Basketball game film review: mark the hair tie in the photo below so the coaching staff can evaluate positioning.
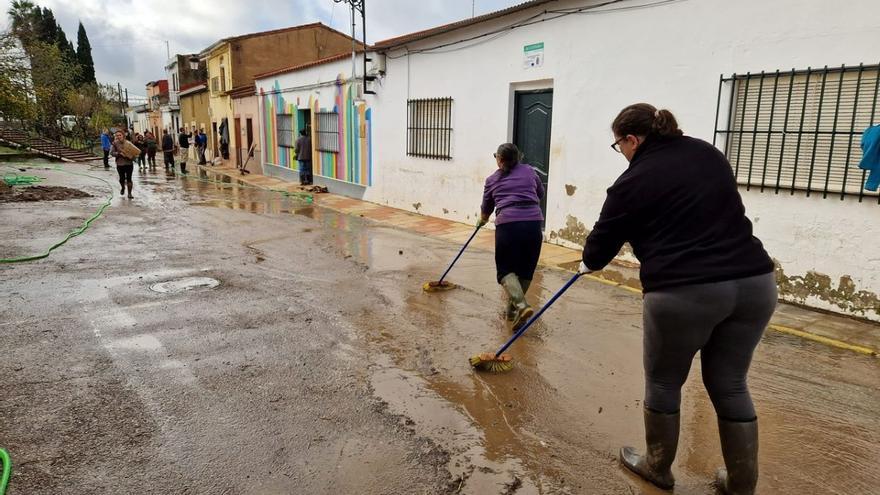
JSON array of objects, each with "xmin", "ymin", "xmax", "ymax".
[{"xmin": 654, "ymin": 110, "xmax": 660, "ymax": 118}]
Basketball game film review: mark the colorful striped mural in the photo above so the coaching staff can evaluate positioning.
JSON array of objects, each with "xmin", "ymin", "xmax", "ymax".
[{"xmin": 259, "ymin": 75, "xmax": 372, "ymax": 187}]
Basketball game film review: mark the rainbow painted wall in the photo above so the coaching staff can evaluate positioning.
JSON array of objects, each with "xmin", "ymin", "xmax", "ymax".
[{"xmin": 260, "ymin": 76, "xmax": 372, "ymax": 186}]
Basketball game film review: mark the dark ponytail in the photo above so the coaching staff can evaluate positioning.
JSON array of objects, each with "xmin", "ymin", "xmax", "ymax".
[
  {"xmin": 611, "ymin": 103, "xmax": 683, "ymax": 139},
  {"xmin": 496, "ymin": 143, "xmax": 521, "ymax": 174}
]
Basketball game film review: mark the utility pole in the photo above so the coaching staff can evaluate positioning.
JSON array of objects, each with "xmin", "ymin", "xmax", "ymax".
[
  {"xmin": 165, "ymin": 40, "xmax": 170, "ymax": 60},
  {"xmin": 333, "ymin": 0, "xmax": 374, "ymax": 95},
  {"xmin": 472, "ymin": 0, "xmax": 475, "ymax": 18},
  {"xmin": 117, "ymin": 82, "xmax": 126, "ymax": 128},
  {"xmin": 350, "ymin": 2, "xmax": 356, "ymax": 89}
]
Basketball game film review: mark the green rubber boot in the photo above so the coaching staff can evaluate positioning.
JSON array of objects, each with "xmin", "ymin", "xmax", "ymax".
[
  {"xmin": 501, "ymin": 274, "xmax": 533, "ymax": 331},
  {"xmin": 505, "ymin": 278, "xmax": 531, "ymax": 321}
]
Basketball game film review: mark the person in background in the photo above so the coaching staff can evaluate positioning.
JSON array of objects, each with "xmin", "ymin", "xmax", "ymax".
[
  {"xmin": 295, "ymin": 128, "xmax": 312, "ymax": 185},
  {"xmin": 161, "ymin": 129, "xmax": 176, "ymax": 173},
  {"xmin": 177, "ymin": 127, "xmax": 191, "ymax": 174},
  {"xmin": 581, "ymin": 103, "xmax": 775, "ymax": 494},
  {"xmin": 100, "ymin": 128, "xmax": 112, "ymax": 168},
  {"xmin": 110, "ymin": 129, "xmax": 135, "ymax": 199},
  {"xmin": 197, "ymin": 128, "xmax": 208, "ymax": 165},
  {"xmin": 144, "ymin": 131, "xmax": 158, "ymax": 170},
  {"xmin": 478, "ymin": 143, "xmax": 544, "ymax": 331},
  {"xmin": 134, "ymin": 133, "xmax": 146, "ymax": 171}
]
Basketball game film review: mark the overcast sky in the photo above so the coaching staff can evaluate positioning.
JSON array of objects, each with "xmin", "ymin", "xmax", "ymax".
[{"xmin": 0, "ymin": 0, "xmax": 524, "ymax": 102}]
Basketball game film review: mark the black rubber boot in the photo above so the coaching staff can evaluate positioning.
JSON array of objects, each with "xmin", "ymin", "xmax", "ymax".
[
  {"xmin": 715, "ymin": 418, "xmax": 758, "ymax": 495},
  {"xmin": 180, "ymin": 162, "xmax": 187, "ymax": 175},
  {"xmin": 620, "ymin": 408, "xmax": 679, "ymax": 490},
  {"xmin": 126, "ymin": 181, "xmax": 133, "ymax": 199}
]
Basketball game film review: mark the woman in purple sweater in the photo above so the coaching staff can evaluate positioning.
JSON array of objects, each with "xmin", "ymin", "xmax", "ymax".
[{"xmin": 478, "ymin": 143, "xmax": 545, "ymax": 330}]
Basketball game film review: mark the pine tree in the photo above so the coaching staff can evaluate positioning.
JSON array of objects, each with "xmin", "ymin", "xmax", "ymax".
[
  {"xmin": 76, "ymin": 22, "xmax": 96, "ymax": 85},
  {"xmin": 36, "ymin": 7, "xmax": 57, "ymax": 45}
]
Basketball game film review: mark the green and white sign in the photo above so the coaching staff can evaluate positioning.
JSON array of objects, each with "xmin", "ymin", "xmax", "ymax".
[{"xmin": 523, "ymin": 42, "xmax": 544, "ymax": 69}]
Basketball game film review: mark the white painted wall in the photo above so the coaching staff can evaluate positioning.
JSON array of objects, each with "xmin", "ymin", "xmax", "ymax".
[
  {"xmin": 134, "ymin": 112, "xmax": 150, "ymax": 135},
  {"xmin": 257, "ymin": 0, "xmax": 880, "ymax": 320}
]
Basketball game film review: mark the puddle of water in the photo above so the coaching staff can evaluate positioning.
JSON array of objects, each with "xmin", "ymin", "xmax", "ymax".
[
  {"xmin": 370, "ymin": 354, "xmax": 546, "ymax": 494},
  {"xmin": 150, "ymin": 276, "xmax": 220, "ymax": 294}
]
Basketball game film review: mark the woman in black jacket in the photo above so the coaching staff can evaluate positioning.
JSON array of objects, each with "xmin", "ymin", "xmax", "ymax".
[{"xmin": 581, "ymin": 103, "xmax": 776, "ymax": 494}]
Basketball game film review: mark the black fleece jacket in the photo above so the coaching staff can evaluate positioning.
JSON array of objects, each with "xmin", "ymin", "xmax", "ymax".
[{"xmin": 582, "ymin": 135, "xmax": 774, "ymax": 292}]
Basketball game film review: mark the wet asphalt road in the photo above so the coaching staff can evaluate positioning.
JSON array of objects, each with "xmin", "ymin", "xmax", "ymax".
[{"xmin": 1, "ymin": 161, "xmax": 878, "ymax": 494}]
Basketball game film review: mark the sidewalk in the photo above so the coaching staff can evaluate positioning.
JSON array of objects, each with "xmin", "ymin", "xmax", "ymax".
[{"xmin": 195, "ymin": 163, "xmax": 879, "ymax": 357}]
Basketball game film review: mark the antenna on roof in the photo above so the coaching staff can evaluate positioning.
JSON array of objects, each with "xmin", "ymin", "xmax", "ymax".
[{"xmin": 332, "ymin": 0, "xmax": 376, "ymax": 96}]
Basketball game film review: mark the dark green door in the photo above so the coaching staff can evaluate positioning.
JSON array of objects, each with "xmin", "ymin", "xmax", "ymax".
[{"xmin": 513, "ymin": 89, "xmax": 553, "ymax": 223}]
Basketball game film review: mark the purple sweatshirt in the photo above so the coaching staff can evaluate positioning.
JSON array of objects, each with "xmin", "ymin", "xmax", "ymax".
[{"xmin": 481, "ymin": 163, "xmax": 545, "ymax": 225}]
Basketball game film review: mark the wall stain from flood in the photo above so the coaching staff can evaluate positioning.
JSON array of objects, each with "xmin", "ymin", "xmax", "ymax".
[
  {"xmin": 550, "ymin": 215, "xmax": 589, "ymax": 245},
  {"xmin": 775, "ymin": 261, "xmax": 880, "ymax": 316},
  {"xmin": 565, "ymin": 184, "xmax": 577, "ymax": 196}
]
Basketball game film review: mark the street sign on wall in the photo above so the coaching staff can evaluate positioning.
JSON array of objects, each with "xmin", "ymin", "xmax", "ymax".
[{"xmin": 523, "ymin": 42, "xmax": 544, "ymax": 69}]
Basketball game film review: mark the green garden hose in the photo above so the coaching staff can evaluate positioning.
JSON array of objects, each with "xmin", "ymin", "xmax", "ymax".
[
  {"xmin": 1, "ymin": 165, "xmax": 312, "ymax": 264},
  {"xmin": 3, "ymin": 173, "xmax": 42, "ymax": 186},
  {"xmin": 0, "ymin": 165, "xmax": 113, "ymax": 264},
  {"xmin": 0, "ymin": 448, "xmax": 10, "ymax": 495}
]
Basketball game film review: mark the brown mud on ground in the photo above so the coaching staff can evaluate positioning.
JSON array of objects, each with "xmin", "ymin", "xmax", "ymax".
[
  {"xmin": 3, "ymin": 163, "xmax": 878, "ymax": 495},
  {"xmin": 0, "ymin": 185, "xmax": 92, "ymax": 202}
]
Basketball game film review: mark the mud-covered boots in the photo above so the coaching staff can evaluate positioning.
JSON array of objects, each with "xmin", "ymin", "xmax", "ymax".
[
  {"xmin": 620, "ymin": 408, "xmax": 680, "ymax": 490},
  {"xmin": 715, "ymin": 418, "xmax": 758, "ymax": 495},
  {"xmin": 505, "ymin": 278, "xmax": 531, "ymax": 321},
  {"xmin": 501, "ymin": 273, "xmax": 533, "ymax": 331}
]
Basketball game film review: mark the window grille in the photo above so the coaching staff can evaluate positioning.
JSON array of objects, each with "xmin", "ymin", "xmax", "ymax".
[
  {"xmin": 714, "ymin": 63, "xmax": 880, "ymax": 202},
  {"xmin": 211, "ymin": 77, "xmax": 219, "ymax": 94},
  {"xmin": 316, "ymin": 111, "xmax": 339, "ymax": 153},
  {"xmin": 276, "ymin": 114, "xmax": 295, "ymax": 148},
  {"xmin": 407, "ymin": 98, "xmax": 453, "ymax": 160}
]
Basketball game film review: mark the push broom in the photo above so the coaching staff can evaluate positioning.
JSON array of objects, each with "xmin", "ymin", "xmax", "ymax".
[
  {"xmin": 470, "ymin": 270, "xmax": 588, "ymax": 372},
  {"xmin": 423, "ymin": 224, "xmax": 484, "ymax": 292}
]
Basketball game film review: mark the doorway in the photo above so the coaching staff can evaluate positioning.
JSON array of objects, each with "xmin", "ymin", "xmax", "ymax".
[
  {"xmin": 297, "ymin": 109, "xmax": 311, "ymax": 134},
  {"xmin": 245, "ymin": 118, "xmax": 254, "ymax": 156},
  {"xmin": 513, "ymin": 89, "xmax": 553, "ymax": 224},
  {"xmin": 234, "ymin": 117, "xmax": 242, "ymax": 166},
  {"xmin": 211, "ymin": 122, "xmax": 219, "ymax": 159}
]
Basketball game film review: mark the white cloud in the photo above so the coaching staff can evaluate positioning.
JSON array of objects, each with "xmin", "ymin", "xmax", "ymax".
[{"xmin": 0, "ymin": 0, "xmax": 523, "ymax": 99}]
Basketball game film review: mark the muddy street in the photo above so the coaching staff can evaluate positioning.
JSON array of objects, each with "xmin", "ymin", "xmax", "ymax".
[{"xmin": 2, "ymin": 162, "xmax": 878, "ymax": 494}]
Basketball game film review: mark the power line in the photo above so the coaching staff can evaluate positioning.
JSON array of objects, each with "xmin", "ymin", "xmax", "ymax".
[{"xmin": 386, "ymin": 0, "xmax": 686, "ymax": 58}]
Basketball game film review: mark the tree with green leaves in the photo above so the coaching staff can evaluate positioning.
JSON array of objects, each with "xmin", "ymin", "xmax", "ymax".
[
  {"xmin": 76, "ymin": 22, "xmax": 95, "ymax": 85},
  {"xmin": 4, "ymin": 2, "xmax": 107, "ymax": 141},
  {"xmin": 0, "ymin": 30, "xmax": 35, "ymax": 123}
]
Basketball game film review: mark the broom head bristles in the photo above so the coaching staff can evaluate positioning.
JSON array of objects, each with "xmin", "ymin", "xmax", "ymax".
[
  {"xmin": 423, "ymin": 280, "xmax": 456, "ymax": 292},
  {"xmin": 469, "ymin": 352, "xmax": 514, "ymax": 372}
]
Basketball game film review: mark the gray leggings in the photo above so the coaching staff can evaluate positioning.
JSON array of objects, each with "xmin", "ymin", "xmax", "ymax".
[{"xmin": 642, "ymin": 273, "xmax": 777, "ymax": 421}]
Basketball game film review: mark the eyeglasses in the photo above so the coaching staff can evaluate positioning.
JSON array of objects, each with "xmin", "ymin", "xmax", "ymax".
[{"xmin": 611, "ymin": 136, "xmax": 626, "ymax": 153}]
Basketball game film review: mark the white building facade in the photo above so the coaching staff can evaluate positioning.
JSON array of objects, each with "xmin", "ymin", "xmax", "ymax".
[
  {"xmin": 257, "ymin": 0, "xmax": 880, "ymax": 321},
  {"xmin": 163, "ymin": 58, "xmax": 182, "ymax": 133}
]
